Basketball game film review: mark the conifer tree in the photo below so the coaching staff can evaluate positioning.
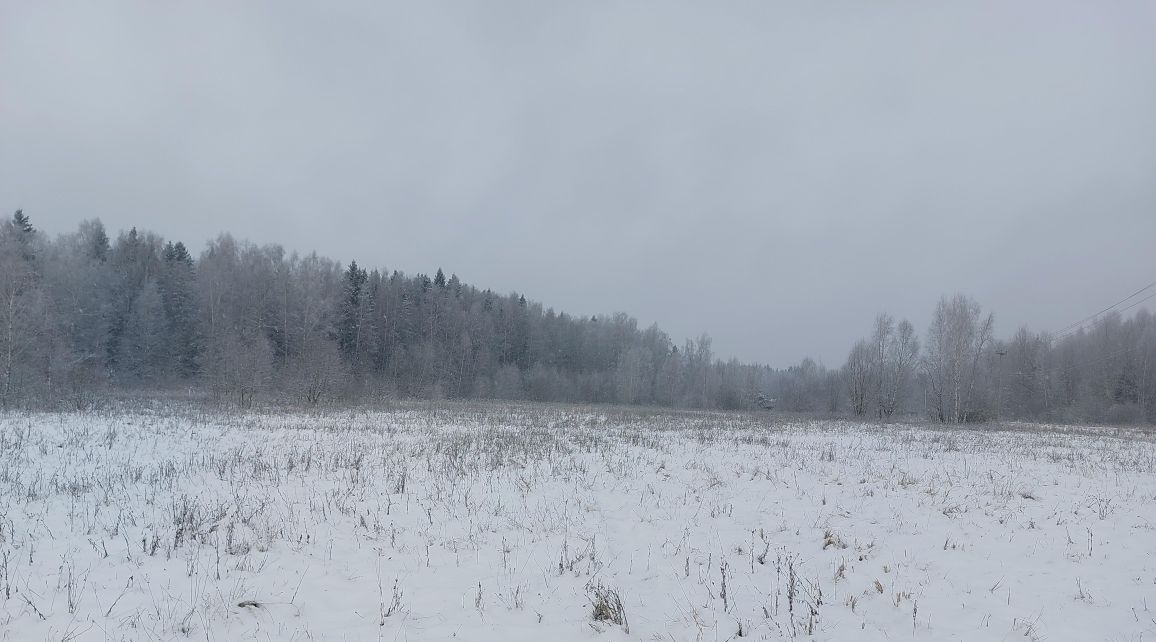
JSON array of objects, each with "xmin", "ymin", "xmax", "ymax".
[
  {"xmin": 159, "ymin": 241, "xmax": 199, "ymax": 377},
  {"xmin": 338, "ymin": 261, "xmax": 368, "ymax": 361}
]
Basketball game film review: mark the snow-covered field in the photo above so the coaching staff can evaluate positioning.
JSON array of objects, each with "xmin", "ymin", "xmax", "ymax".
[{"xmin": 1, "ymin": 403, "xmax": 1154, "ymax": 641}]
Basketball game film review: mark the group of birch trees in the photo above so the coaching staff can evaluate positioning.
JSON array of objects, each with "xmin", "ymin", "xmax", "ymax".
[{"xmin": 843, "ymin": 294, "xmax": 1156, "ymax": 424}]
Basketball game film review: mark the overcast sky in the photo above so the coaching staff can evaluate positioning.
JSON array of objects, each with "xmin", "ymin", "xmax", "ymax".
[{"xmin": 2, "ymin": 1, "xmax": 1154, "ymax": 366}]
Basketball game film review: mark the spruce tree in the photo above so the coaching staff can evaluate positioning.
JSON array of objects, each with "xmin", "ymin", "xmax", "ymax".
[
  {"xmin": 11, "ymin": 210, "xmax": 36, "ymax": 261},
  {"xmin": 12, "ymin": 210, "xmax": 33, "ymax": 234},
  {"xmin": 88, "ymin": 221, "xmax": 110, "ymax": 262},
  {"xmin": 159, "ymin": 241, "xmax": 198, "ymax": 377},
  {"xmin": 338, "ymin": 261, "xmax": 368, "ymax": 360}
]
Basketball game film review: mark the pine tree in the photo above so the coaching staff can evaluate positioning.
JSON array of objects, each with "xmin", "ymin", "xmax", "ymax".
[{"xmin": 434, "ymin": 268, "xmax": 446, "ymax": 289}]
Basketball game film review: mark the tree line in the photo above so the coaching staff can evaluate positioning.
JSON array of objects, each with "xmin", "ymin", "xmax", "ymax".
[
  {"xmin": 841, "ymin": 294, "xmax": 1156, "ymax": 424},
  {"xmin": 1, "ymin": 212, "xmax": 1152, "ymax": 423},
  {"xmin": 0, "ymin": 213, "xmax": 779, "ymax": 409}
]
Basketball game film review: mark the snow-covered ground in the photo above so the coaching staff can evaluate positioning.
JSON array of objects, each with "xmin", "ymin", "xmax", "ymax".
[{"xmin": 1, "ymin": 403, "xmax": 1154, "ymax": 641}]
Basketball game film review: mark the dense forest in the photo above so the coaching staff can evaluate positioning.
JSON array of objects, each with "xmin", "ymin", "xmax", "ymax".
[{"xmin": 1, "ymin": 212, "xmax": 1153, "ymax": 424}]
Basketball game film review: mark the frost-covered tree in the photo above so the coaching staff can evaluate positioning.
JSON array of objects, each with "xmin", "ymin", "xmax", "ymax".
[
  {"xmin": 159, "ymin": 241, "xmax": 199, "ymax": 378},
  {"xmin": 4, "ymin": 217, "xmax": 1153, "ymax": 421},
  {"xmin": 923, "ymin": 294, "xmax": 994, "ymax": 423},
  {"xmin": 843, "ymin": 339, "xmax": 873, "ymax": 416},
  {"xmin": 0, "ymin": 212, "xmax": 45, "ymax": 404},
  {"xmin": 880, "ymin": 319, "xmax": 919, "ymax": 417}
]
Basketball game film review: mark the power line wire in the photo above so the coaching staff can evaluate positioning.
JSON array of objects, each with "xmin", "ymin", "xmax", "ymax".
[
  {"xmin": 1052, "ymin": 278, "xmax": 1156, "ymax": 342},
  {"xmin": 1116, "ymin": 290, "xmax": 1156, "ymax": 316}
]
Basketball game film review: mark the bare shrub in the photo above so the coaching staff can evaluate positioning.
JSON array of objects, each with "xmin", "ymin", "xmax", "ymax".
[{"xmin": 587, "ymin": 581, "xmax": 629, "ymax": 633}]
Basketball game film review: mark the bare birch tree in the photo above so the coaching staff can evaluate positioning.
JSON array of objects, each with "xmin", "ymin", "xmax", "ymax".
[
  {"xmin": 923, "ymin": 294, "xmax": 994, "ymax": 423},
  {"xmin": 843, "ymin": 339, "xmax": 873, "ymax": 416}
]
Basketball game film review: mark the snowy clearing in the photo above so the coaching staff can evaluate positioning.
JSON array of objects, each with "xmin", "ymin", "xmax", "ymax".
[{"xmin": 1, "ymin": 403, "xmax": 1155, "ymax": 641}]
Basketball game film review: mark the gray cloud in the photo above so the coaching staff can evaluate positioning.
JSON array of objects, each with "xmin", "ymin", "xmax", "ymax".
[{"xmin": 3, "ymin": 0, "xmax": 1155, "ymax": 365}]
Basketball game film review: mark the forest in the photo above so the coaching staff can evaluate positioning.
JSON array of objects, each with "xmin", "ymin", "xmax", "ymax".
[{"xmin": 2, "ymin": 211, "xmax": 1153, "ymax": 424}]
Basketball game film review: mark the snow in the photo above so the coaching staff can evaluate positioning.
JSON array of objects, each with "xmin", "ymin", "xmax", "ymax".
[{"xmin": 1, "ymin": 403, "xmax": 1154, "ymax": 640}]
